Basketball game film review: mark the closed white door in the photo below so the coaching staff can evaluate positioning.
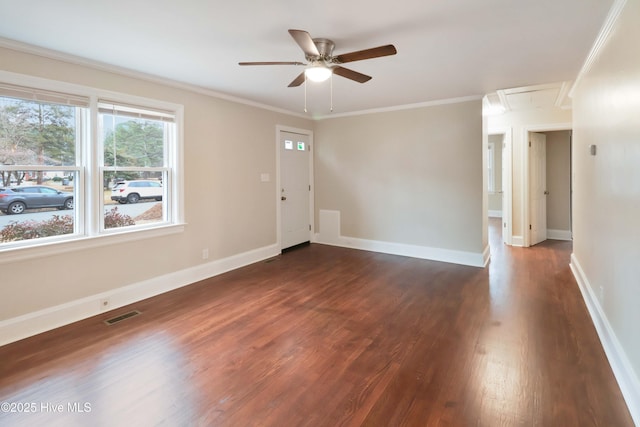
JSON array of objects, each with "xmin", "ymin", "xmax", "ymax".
[
  {"xmin": 280, "ymin": 131, "xmax": 310, "ymax": 249},
  {"xmin": 530, "ymin": 132, "xmax": 547, "ymax": 246}
]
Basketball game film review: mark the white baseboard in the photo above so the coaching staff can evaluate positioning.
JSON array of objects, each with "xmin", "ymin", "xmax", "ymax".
[
  {"xmin": 0, "ymin": 243, "xmax": 280, "ymax": 347},
  {"xmin": 481, "ymin": 244, "xmax": 491, "ymax": 267},
  {"xmin": 570, "ymin": 254, "xmax": 640, "ymax": 426},
  {"xmin": 511, "ymin": 235, "xmax": 524, "ymax": 247},
  {"xmin": 314, "ymin": 233, "xmax": 487, "ymax": 267},
  {"xmin": 315, "ymin": 209, "xmax": 486, "ymax": 267},
  {"xmin": 547, "ymin": 229, "xmax": 572, "ymax": 241},
  {"xmin": 488, "ymin": 210, "xmax": 503, "ymax": 218}
]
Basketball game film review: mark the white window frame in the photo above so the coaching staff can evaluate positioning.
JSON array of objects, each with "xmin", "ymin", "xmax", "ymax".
[
  {"xmin": 97, "ymin": 100, "xmax": 176, "ymax": 233},
  {"xmin": 487, "ymin": 141, "xmax": 496, "ymax": 193},
  {"xmin": 0, "ymin": 71, "xmax": 184, "ymax": 264}
]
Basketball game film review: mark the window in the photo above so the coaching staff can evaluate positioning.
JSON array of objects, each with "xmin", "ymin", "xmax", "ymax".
[
  {"xmin": 487, "ymin": 142, "xmax": 495, "ymax": 193},
  {"xmin": 98, "ymin": 101, "xmax": 175, "ymax": 231},
  {"xmin": 0, "ymin": 76, "xmax": 182, "ymax": 253},
  {"xmin": 0, "ymin": 84, "xmax": 85, "ymax": 244}
]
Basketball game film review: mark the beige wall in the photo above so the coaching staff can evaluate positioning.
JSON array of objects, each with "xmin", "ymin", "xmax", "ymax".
[
  {"xmin": 314, "ymin": 100, "xmax": 486, "ymax": 254},
  {"xmin": 545, "ymin": 130, "xmax": 571, "ymax": 232},
  {"xmin": 571, "ymin": 0, "xmax": 640, "ymax": 395},
  {"xmin": 0, "ymin": 46, "xmax": 313, "ymax": 320}
]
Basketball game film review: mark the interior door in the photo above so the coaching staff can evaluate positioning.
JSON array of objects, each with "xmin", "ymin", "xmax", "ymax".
[
  {"xmin": 280, "ymin": 131, "xmax": 310, "ymax": 249},
  {"xmin": 530, "ymin": 132, "xmax": 547, "ymax": 246}
]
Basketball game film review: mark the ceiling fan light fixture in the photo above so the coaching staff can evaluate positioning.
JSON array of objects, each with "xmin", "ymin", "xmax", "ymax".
[{"xmin": 305, "ymin": 66, "xmax": 332, "ymax": 82}]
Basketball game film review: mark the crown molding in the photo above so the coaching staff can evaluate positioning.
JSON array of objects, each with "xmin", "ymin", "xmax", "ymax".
[
  {"xmin": 313, "ymin": 95, "xmax": 484, "ymax": 120},
  {"xmin": 0, "ymin": 37, "xmax": 310, "ymax": 119},
  {"xmin": 569, "ymin": 0, "xmax": 627, "ymax": 98},
  {"xmin": 1, "ymin": 37, "xmax": 483, "ymax": 121},
  {"xmin": 555, "ymin": 81, "xmax": 573, "ymax": 109}
]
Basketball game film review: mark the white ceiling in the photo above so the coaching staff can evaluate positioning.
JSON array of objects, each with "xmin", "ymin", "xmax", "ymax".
[{"xmin": 0, "ymin": 0, "xmax": 614, "ymax": 117}]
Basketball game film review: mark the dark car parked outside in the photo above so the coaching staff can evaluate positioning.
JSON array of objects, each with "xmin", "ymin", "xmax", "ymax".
[{"xmin": 0, "ymin": 186, "xmax": 74, "ymax": 214}]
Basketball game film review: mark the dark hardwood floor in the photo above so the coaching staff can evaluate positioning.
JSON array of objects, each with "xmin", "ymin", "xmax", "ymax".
[{"xmin": 0, "ymin": 219, "xmax": 633, "ymax": 426}]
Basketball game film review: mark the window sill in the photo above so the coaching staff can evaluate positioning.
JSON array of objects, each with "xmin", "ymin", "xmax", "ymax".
[{"xmin": 0, "ymin": 223, "xmax": 186, "ymax": 265}]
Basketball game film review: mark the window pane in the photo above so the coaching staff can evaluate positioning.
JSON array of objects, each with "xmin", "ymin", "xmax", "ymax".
[
  {"xmin": 103, "ymin": 171, "xmax": 165, "ymax": 230},
  {"xmin": 487, "ymin": 143, "xmax": 495, "ymax": 192},
  {"xmin": 0, "ymin": 171, "xmax": 77, "ymax": 244},
  {"xmin": 100, "ymin": 101, "xmax": 172, "ymax": 232},
  {"xmin": 101, "ymin": 113, "xmax": 165, "ymax": 168},
  {"xmin": 0, "ymin": 97, "xmax": 77, "ymax": 167},
  {"xmin": 1, "ymin": 92, "xmax": 80, "ymax": 246}
]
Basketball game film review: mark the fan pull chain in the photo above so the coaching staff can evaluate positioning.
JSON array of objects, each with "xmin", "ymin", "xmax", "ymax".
[
  {"xmin": 304, "ymin": 74, "xmax": 307, "ymax": 113},
  {"xmin": 330, "ymin": 73, "xmax": 333, "ymax": 112}
]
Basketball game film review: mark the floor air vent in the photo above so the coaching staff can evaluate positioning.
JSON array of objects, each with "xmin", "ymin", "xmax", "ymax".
[{"xmin": 104, "ymin": 310, "xmax": 142, "ymax": 325}]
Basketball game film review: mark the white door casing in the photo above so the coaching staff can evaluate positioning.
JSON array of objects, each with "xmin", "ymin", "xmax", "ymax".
[
  {"xmin": 501, "ymin": 135, "xmax": 509, "ymax": 245},
  {"xmin": 489, "ymin": 127, "xmax": 513, "ymax": 246},
  {"xmin": 529, "ymin": 132, "xmax": 547, "ymax": 246},
  {"xmin": 279, "ymin": 130, "xmax": 311, "ymax": 249}
]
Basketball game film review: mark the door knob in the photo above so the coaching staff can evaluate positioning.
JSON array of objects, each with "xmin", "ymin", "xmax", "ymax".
[
  {"xmin": 281, "ymin": 196, "xmax": 287, "ymax": 201},
  {"xmin": 544, "ymin": 190, "xmax": 549, "ymax": 195}
]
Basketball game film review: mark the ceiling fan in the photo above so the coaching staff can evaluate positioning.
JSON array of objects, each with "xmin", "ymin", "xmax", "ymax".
[{"xmin": 239, "ymin": 29, "xmax": 397, "ymax": 87}]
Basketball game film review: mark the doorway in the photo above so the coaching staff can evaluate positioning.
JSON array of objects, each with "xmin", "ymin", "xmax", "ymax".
[
  {"xmin": 277, "ymin": 126, "xmax": 314, "ymax": 250},
  {"xmin": 525, "ymin": 127, "xmax": 573, "ymax": 246}
]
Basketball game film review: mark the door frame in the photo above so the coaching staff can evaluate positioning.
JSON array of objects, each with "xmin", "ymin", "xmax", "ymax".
[
  {"xmin": 488, "ymin": 126, "xmax": 513, "ymax": 246},
  {"xmin": 522, "ymin": 123, "xmax": 572, "ymax": 247},
  {"xmin": 276, "ymin": 125, "xmax": 315, "ymax": 251},
  {"xmin": 528, "ymin": 131, "xmax": 548, "ymax": 246}
]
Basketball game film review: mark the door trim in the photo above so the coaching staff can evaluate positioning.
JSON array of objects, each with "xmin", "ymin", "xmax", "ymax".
[
  {"xmin": 276, "ymin": 125, "xmax": 314, "ymax": 251},
  {"xmin": 522, "ymin": 123, "xmax": 571, "ymax": 247}
]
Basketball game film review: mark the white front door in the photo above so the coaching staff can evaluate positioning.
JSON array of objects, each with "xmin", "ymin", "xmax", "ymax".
[
  {"xmin": 280, "ymin": 131, "xmax": 310, "ymax": 249},
  {"xmin": 530, "ymin": 132, "xmax": 547, "ymax": 246}
]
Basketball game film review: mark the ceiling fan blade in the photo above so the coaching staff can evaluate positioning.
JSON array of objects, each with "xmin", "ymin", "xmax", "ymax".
[
  {"xmin": 239, "ymin": 61, "xmax": 305, "ymax": 66},
  {"xmin": 335, "ymin": 44, "xmax": 397, "ymax": 64},
  {"xmin": 288, "ymin": 72, "xmax": 306, "ymax": 87},
  {"xmin": 288, "ymin": 29, "xmax": 320, "ymax": 57},
  {"xmin": 332, "ymin": 66, "xmax": 372, "ymax": 83}
]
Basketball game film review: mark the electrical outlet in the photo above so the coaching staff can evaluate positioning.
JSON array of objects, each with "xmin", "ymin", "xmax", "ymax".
[
  {"xmin": 99, "ymin": 298, "xmax": 110, "ymax": 311},
  {"xmin": 202, "ymin": 248, "xmax": 209, "ymax": 260}
]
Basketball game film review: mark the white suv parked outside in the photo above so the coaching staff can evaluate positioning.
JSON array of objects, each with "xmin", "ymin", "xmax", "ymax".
[{"xmin": 110, "ymin": 180, "xmax": 163, "ymax": 204}]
